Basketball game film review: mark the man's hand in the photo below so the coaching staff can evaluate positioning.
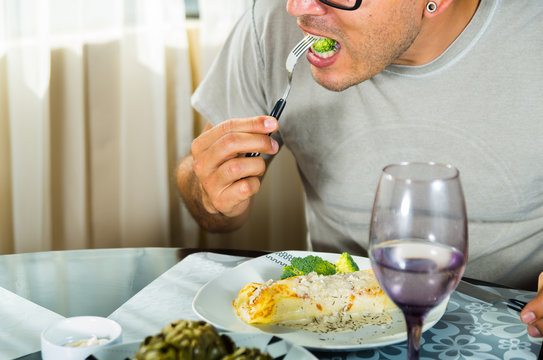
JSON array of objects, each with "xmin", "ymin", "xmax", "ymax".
[
  {"xmin": 190, "ymin": 116, "xmax": 279, "ymax": 218},
  {"xmin": 520, "ymin": 272, "xmax": 543, "ymax": 337}
]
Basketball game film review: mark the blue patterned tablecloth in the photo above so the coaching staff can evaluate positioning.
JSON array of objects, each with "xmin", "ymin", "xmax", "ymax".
[{"xmin": 312, "ymin": 286, "xmax": 540, "ymax": 359}]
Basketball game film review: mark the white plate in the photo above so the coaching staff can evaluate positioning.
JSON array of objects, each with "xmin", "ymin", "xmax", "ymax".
[
  {"xmin": 88, "ymin": 332, "xmax": 317, "ymax": 360},
  {"xmin": 192, "ymin": 250, "xmax": 449, "ymax": 351}
]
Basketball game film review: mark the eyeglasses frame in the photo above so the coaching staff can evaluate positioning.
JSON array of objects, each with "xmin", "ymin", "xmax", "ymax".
[{"xmin": 318, "ymin": 0, "xmax": 362, "ymax": 11}]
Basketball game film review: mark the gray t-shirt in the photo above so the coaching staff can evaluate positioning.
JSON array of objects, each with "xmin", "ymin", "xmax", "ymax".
[{"xmin": 192, "ymin": 0, "xmax": 543, "ymax": 290}]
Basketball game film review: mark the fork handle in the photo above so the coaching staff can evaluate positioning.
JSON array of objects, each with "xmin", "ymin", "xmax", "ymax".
[
  {"xmin": 246, "ymin": 98, "xmax": 286, "ymax": 157},
  {"xmin": 269, "ymin": 98, "xmax": 286, "ymax": 120}
]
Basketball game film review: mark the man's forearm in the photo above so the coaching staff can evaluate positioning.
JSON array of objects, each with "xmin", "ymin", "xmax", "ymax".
[{"xmin": 176, "ymin": 155, "xmax": 250, "ymax": 232}]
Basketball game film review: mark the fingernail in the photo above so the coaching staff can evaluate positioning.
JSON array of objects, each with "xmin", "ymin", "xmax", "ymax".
[
  {"xmin": 521, "ymin": 312, "xmax": 536, "ymax": 323},
  {"xmin": 528, "ymin": 325, "xmax": 542, "ymax": 337},
  {"xmin": 271, "ymin": 139, "xmax": 279, "ymax": 152},
  {"xmin": 264, "ymin": 117, "xmax": 276, "ymax": 130}
]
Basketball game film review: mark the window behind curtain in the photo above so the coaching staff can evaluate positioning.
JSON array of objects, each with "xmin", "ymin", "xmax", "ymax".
[{"xmin": 184, "ymin": 0, "xmax": 199, "ymax": 17}]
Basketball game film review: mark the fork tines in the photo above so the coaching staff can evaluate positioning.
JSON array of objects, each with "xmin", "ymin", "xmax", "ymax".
[{"xmin": 292, "ymin": 35, "xmax": 318, "ymax": 57}]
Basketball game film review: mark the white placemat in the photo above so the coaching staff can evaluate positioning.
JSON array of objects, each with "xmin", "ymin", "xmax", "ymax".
[
  {"xmin": 0, "ymin": 287, "xmax": 64, "ymax": 359},
  {"xmin": 107, "ymin": 252, "xmax": 248, "ymax": 342}
]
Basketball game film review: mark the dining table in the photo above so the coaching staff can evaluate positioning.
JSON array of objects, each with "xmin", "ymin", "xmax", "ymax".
[{"xmin": 0, "ymin": 247, "xmax": 541, "ymax": 360}]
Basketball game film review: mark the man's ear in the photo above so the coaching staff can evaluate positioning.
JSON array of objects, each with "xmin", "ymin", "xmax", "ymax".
[{"xmin": 424, "ymin": 0, "xmax": 455, "ymax": 18}]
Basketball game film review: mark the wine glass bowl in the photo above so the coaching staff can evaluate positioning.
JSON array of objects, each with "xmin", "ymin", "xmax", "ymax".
[{"xmin": 369, "ymin": 162, "xmax": 468, "ymax": 359}]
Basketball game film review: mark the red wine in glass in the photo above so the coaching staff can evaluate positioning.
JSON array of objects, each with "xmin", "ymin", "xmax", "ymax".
[{"xmin": 371, "ymin": 240, "xmax": 465, "ymax": 317}]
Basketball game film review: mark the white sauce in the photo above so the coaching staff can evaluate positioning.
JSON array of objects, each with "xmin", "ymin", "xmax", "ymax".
[
  {"xmin": 255, "ymin": 271, "xmax": 394, "ymax": 333},
  {"xmin": 64, "ymin": 335, "xmax": 110, "ymax": 348},
  {"xmin": 292, "ymin": 271, "xmax": 381, "ymax": 301}
]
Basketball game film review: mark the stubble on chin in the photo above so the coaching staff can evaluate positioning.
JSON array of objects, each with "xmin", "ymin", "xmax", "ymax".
[
  {"xmin": 310, "ymin": 54, "xmax": 383, "ymax": 92},
  {"xmin": 311, "ymin": 35, "xmax": 420, "ymax": 92},
  {"xmin": 310, "ymin": 68, "xmax": 365, "ymax": 92},
  {"xmin": 300, "ymin": 8, "xmax": 422, "ymax": 92}
]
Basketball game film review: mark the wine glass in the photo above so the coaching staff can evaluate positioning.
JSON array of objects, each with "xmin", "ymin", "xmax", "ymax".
[{"xmin": 369, "ymin": 162, "xmax": 468, "ymax": 360}]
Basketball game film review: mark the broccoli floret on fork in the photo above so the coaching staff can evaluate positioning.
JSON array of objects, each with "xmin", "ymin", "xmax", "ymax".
[{"xmin": 312, "ymin": 37, "xmax": 337, "ymax": 53}]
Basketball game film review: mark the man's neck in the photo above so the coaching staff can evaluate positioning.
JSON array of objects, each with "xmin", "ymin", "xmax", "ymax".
[{"xmin": 394, "ymin": 0, "xmax": 481, "ymax": 66}]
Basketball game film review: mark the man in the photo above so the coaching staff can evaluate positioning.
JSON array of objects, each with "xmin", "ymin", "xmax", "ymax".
[{"xmin": 177, "ymin": 0, "xmax": 543, "ymax": 337}]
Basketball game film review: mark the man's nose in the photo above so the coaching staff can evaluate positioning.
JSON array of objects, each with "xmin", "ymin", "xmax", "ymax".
[{"xmin": 287, "ymin": 0, "xmax": 327, "ymax": 17}]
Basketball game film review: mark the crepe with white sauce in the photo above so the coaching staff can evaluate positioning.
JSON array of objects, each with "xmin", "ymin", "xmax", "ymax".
[{"xmin": 233, "ymin": 270, "xmax": 397, "ymax": 333}]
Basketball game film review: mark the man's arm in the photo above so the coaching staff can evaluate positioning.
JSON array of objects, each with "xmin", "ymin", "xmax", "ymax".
[{"xmin": 176, "ymin": 117, "xmax": 279, "ymax": 232}]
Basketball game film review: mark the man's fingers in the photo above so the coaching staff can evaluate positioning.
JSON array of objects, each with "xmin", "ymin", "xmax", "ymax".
[
  {"xmin": 193, "ymin": 133, "xmax": 276, "ymax": 178},
  {"xmin": 212, "ymin": 132, "xmax": 279, "ymax": 160},
  {"xmin": 188, "ymin": 117, "xmax": 277, "ymax": 218},
  {"xmin": 527, "ymin": 323, "xmax": 542, "ymax": 337},
  {"xmin": 212, "ymin": 176, "xmax": 262, "ymax": 217},
  {"xmin": 520, "ymin": 272, "xmax": 543, "ymax": 338},
  {"xmin": 192, "ymin": 116, "xmax": 278, "ymax": 155},
  {"xmin": 218, "ymin": 116, "xmax": 278, "ymax": 135},
  {"xmin": 216, "ymin": 156, "xmax": 266, "ymax": 182},
  {"xmin": 197, "ymin": 157, "xmax": 266, "ymax": 215}
]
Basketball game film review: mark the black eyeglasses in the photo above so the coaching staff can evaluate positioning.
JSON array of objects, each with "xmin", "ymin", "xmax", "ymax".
[{"xmin": 319, "ymin": 0, "xmax": 362, "ymax": 11}]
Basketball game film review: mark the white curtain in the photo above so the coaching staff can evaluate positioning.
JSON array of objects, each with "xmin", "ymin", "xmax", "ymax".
[
  {"xmin": 0, "ymin": 0, "xmax": 306, "ymax": 255},
  {"xmin": 198, "ymin": 0, "xmax": 253, "ymax": 74},
  {"xmin": 0, "ymin": 0, "xmax": 198, "ymax": 253}
]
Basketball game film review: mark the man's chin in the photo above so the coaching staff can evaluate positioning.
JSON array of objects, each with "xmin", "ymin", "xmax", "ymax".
[
  {"xmin": 311, "ymin": 71, "xmax": 358, "ymax": 92},
  {"xmin": 311, "ymin": 65, "xmax": 375, "ymax": 92}
]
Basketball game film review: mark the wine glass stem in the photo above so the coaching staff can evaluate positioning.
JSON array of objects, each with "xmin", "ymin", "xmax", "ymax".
[{"xmin": 405, "ymin": 313, "xmax": 424, "ymax": 360}]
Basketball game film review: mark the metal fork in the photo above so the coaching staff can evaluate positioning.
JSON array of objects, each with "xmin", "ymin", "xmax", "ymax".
[
  {"xmin": 456, "ymin": 280, "xmax": 528, "ymax": 312},
  {"xmin": 247, "ymin": 34, "xmax": 318, "ymax": 157}
]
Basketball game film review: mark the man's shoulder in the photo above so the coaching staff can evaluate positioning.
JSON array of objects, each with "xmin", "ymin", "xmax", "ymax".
[
  {"xmin": 252, "ymin": 0, "xmax": 297, "ymax": 32},
  {"xmin": 253, "ymin": 0, "xmax": 288, "ymax": 16},
  {"xmin": 498, "ymin": 0, "xmax": 543, "ymax": 13},
  {"xmin": 493, "ymin": 0, "xmax": 543, "ymax": 29},
  {"xmin": 249, "ymin": 0, "xmax": 302, "ymax": 59}
]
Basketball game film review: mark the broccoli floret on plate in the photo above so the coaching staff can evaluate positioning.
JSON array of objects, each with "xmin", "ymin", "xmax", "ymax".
[
  {"xmin": 335, "ymin": 252, "xmax": 360, "ymax": 273},
  {"xmin": 289, "ymin": 255, "xmax": 337, "ymax": 277},
  {"xmin": 312, "ymin": 38, "xmax": 337, "ymax": 53},
  {"xmin": 280, "ymin": 253, "xmax": 360, "ymax": 279},
  {"xmin": 280, "ymin": 265, "xmax": 304, "ymax": 280}
]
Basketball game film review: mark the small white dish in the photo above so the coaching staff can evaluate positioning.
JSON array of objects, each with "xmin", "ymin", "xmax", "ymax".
[{"xmin": 41, "ymin": 316, "xmax": 122, "ymax": 360}]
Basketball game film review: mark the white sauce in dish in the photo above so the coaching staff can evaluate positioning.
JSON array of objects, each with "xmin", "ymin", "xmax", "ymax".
[{"xmin": 64, "ymin": 335, "xmax": 110, "ymax": 348}]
